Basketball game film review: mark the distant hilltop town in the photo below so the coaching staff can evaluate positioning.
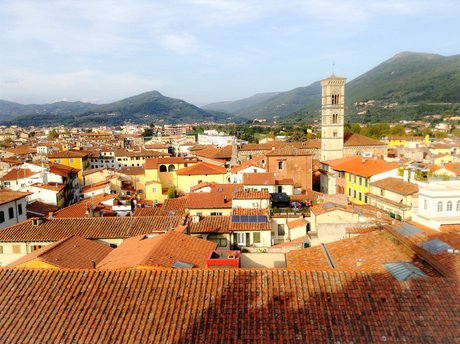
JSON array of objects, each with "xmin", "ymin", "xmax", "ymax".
[{"xmin": 0, "ymin": 75, "xmax": 459, "ymax": 342}]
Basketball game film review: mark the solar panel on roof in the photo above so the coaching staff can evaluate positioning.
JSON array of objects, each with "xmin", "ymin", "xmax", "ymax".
[
  {"xmin": 248, "ymin": 215, "xmax": 258, "ymax": 223},
  {"xmin": 383, "ymin": 262, "xmax": 427, "ymax": 281},
  {"xmin": 322, "ymin": 203, "xmax": 334, "ymax": 209},
  {"xmin": 395, "ymin": 223, "xmax": 422, "ymax": 237},
  {"xmin": 257, "ymin": 215, "xmax": 266, "ymax": 223},
  {"xmin": 240, "ymin": 215, "xmax": 249, "ymax": 223},
  {"xmin": 231, "ymin": 215, "xmax": 240, "ymax": 223},
  {"xmin": 420, "ymin": 239, "xmax": 453, "ymax": 255}
]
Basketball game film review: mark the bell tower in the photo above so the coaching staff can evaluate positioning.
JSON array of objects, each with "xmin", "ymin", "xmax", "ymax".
[{"xmin": 320, "ymin": 75, "xmax": 346, "ymax": 161}]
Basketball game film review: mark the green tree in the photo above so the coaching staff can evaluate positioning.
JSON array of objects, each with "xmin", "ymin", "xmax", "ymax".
[
  {"xmin": 47, "ymin": 130, "xmax": 59, "ymax": 139},
  {"xmin": 435, "ymin": 131, "xmax": 448, "ymax": 139},
  {"xmin": 142, "ymin": 128, "xmax": 154, "ymax": 137},
  {"xmin": 167, "ymin": 186, "xmax": 176, "ymax": 199},
  {"xmin": 288, "ymin": 131, "xmax": 307, "ymax": 142}
]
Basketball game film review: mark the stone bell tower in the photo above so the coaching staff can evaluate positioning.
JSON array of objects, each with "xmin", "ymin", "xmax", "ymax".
[{"xmin": 320, "ymin": 75, "xmax": 346, "ymax": 161}]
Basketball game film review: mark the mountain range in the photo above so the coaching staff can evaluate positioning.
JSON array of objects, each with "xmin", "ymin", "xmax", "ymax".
[
  {"xmin": 0, "ymin": 91, "xmax": 230, "ymax": 127},
  {"xmin": 204, "ymin": 51, "xmax": 460, "ymax": 122},
  {"xmin": 1, "ymin": 51, "xmax": 460, "ymax": 126}
]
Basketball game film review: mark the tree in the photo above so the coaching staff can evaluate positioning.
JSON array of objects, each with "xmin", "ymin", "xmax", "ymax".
[
  {"xmin": 167, "ymin": 186, "xmax": 176, "ymax": 199},
  {"xmin": 47, "ymin": 130, "xmax": 59, "ymax": 140},
  {"xmin": 142, "ymin": 128, "xmax": 154, "ymax": 137},
  {"xmin": 288, "ymin": 131, "xmax": 307, "ymax": 142}
]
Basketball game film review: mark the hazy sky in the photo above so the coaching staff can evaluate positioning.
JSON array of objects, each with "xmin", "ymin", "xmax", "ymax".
[{"xmin": 1, "ymin": 0, "xmax": 459, "ymax": 105}]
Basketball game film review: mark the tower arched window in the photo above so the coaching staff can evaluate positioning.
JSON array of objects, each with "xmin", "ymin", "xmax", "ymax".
[
  {"xmin": 332, "ymin": 114, "xmax": 338, "ymax": 124},
  {"xmin": 447, "ymin": 201, "xmax": 453, "ymax": 211},
  {"xmin": 168, "ymin": 165, "xmax": 176, "ymax": 172},
  {"xmin": 159, "ymin": 165, "xmax": 167, "ymax": 172},
  {"xmin": 332, "ymin": 94, "xmax": 339, "ymax": 105},
  {"xmin": 457, "ymin": 200, "xmax": 460, "ymax": 211},
  {"xmin": 437, "ymin": 201, "xmax": 443, "ymax": 212}
]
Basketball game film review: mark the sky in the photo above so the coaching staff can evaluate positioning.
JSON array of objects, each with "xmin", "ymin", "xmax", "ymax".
[{"xmin": 1, "ymin": 0, "xmax": 459, "ymax": 106}]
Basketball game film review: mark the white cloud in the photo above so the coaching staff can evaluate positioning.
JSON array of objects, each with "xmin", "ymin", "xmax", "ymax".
[
  {"xmin": 0, "ymin": 69, "xmax": 163, "ymax": 104},
  {"xmin": 160, "ymin": 33, "xmax": 199, "ymax": 55}
]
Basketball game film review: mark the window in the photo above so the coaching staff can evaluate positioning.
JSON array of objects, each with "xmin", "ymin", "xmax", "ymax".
[
  {"xmin": 348, "ymin": 174, "xmax": 351, "ymax": 182},
  {"xmin": 278, "ymin": 161, "xmax": 284, "ymax": 170},
  {"xmin": 196, "ymin": 212, "xmax": 202, "ymax": 216},
  {"xmin": 110, "ymin": 244, "xmax": 118, "ymax": 248},
  {"xmin": 253, "ymin": 232, "xmax": 261, "ymax": 244},
  {"xmin": 159, "ymin": 165, "xmax": 167, "ymax": 172},
  {"xmin": 152, "ymin": 188, "xmax": 157, "ymax": 193},
  {"xmin": 424, "ymin": 199, "xmax": 427, "ymax": 210},
  {"xmin": 0, "ymin": 211, "xmax": 4, "ymax": 223},
  {"xmin": 359, "ymin": 177, "xmax": 362, "ymax": 186},
  {"xmin": 359, "ymin": 192, "xmax": 362, "ymax": 201},
  {"xmin": 210, "ymin": 212, "xmax": 222, "ymax": 216},
  {"xmin": 168, "ymin": 165, "xmax": 176, "ymax": 172},
  {"xmin": 365, "ymin": 179, "xmax": 368, "ymax": 188},
  {"xmin": 353, "ymin": 190, "xmax": 356, "ymax": 199},
  {"xmin": 380, "ymin": 189, "xmax": 385, "ymax": 196},
  {"xmin": 447, "ymin": 201, "xmax": 453, "ymax": 211},
  {"xmin": 353, "ymin": 175, "xmax": 356, "ymax": 183},
  {"xmin": 331, "ymin": 94, "xmax": 339, "ymax": 105},
  {"xmin": 437, "ymin": 201, "xmax": 443, "ymax": 212},
  {"xmin": 457, "ymin": 201, "xmax": 460, "ymax": 211},
  {"xmin": 364, "ymin": 196, "xmax": 368, "ymax": 204},
  {"xmin": 209, "ymin": 238, "xmax": 227, "ymax": 247},
  {"xmin": 0, "ymin": 245, "xmax": 3, "ymax": 254},
  {"xmin": 69, "ymin": 158, "xmax": 74, "ymax": 163},
  {"xmin": 137, "ymin": 190, "xmax": 143, "ymax": 194},
  {"xmin": 278, "ymin": 224, "xmax": 285, "ymax": 236},
  {"xmin": 348, "ymin": 188, "xmax": 351, "ymax": 196},
  {"xmin": 30, "ymin": 245, "xmax": 43, "ymax": 251},
  {"xmin": 8, "ymin": 207, "xmax": 14, "ymax": 219},
  {"xmin": 12, "ymin": 245, "xmax": 21, "ymax": 254},
  {"xmin": 333, "ymin": 130, "xmax": 337, "ymax": 138},
  {"xmin": 332, "ymin": 113, "xmax": 338, "ymax": 124}
]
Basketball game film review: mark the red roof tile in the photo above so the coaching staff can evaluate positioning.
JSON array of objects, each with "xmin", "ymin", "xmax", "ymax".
[
  {"xmin": 0, "ymin": 268, "xmax": 457, "ymax": 342},
  {"xmin": 54, "ymin": 194, "xmax": 118, "ymax": 218},
  {"xmin": 8, "ymin": 235, "xmax": 112, "ymax": 268},
  {"xmin": 188, "ymin": 216, "xmax": 231, "ymax": 233},
  {"xmin": 1, "ymin": 168, "xmax": 38, "ymax": 180},
  {"xmin": 97, "ymin": 231, "xmax": 217, "ymax": 268},
  {"xmin": 242, "ymin": 172, "xmax": 275, "ymax": 185},
  {"xmin": 176, "ymin": 162, "xmax": 227, "ymax": 175},
  {"xmin": 337, "ymin": 158, "xmax": 399, "ymax": 178},
  {"xmin": 0, "ymin": 190, "xmax": 32, "ymax": 205},
  {"xmin": 0, "ymin": 216, "xmax": 184, "ymax": 242},
  {"xmin": 233, "ymin": 190, "xmax": 271, "ymax": 200}
]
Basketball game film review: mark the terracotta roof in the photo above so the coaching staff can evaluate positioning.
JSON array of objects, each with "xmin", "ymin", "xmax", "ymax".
[
  {"xmin": 320, "ymin": 155, "xmax": 362, "ymax": 167},
  {"xmin": 310, "ymin": 202, "xmax": 355, "ymax": 216},
  {"xmin": 232, "ymin": 208, "xmax": 268, "ymax": 215},
  {"xmin": 118, "ymin": 166, "xmax": 145, "ymax": 175},
  {"xmin": 132, "ymin": 207, "xmax": 163, "ymax": 216},
  {"xmin": 287, "ymin": 230, "xmax": 439, "ymax": 278},
  {"xmin": 195, "ymin": 145, "xmax": 233, "ymax": 159},
  {"xmin": 370, "ymin": 177, "xmax": 419, "ymax": 195},
  {"xmin": 343, "ymin": 132, "xmax": 385, "ymax": 147},
  {"xmin": 243, "ymin": 172, "xmax": 275, "ymax": 185},
  {"xmin": 3, "ymin": 146, "xmax": 36, "ymax": 155},
  {"xmin": 0, "ymin": 190, "xmax": 32, "ymax": 205},
  {"xmin": 8, "ymin": 235, "xmax": 112, "ymax": 268},
  {"xmin": 29, "ymin": 182, "xmax": 65, "ymax": 192},
  {"xmin": 0, "ymin": 216, "xmax": 184, "ymax": 242},
  {"xmin": 185, "ymin": 192, "xmax": 232, "ymax": 209},
  {"xmin": 345, "ymin": 226, "xmax": 379, "ymax": 235},
  {"xmin": 49, "ymin": 162, "xmax": 80, "ymax": 176},
  {"xmin": 188, "ymin": 216, "xmax": 231, "ymax": 233},
  {"xmin": 233, "ymin": 190, "xmax": 271, "ymax": 200},
  {"xmin": 144, "ymin": 143, "xmax": 169, "ymax": 149},
  {"xmin": 82, "ymin": 180, "xmax": 111, "ymax": 193},
  {"xmin": 443, "ymin": 162, "xmax": 460, "ymax": 176},
  {"xmin": 238, "ymin": 141, "xmax": 286, "ymax": 151},
  {"xmin": 337, "ymin": 158, "xmax": 399, "ymax": 178},
  {"xmin": 160, "ymin": 197, "xmax": 189, "ymax": 216},
  {"xmin": 54, "ymin": 194, "xmax": 118, "ymax": 218},
  {"xmin": 188, "ymin": 144, "xmax": 214, "ymax": 151},
  {"xmin": 26, "ymin": 201, "xmax": 60, "ymax": 218},
  {"xmin": 0, "ymin": 268, "xmax": 457, "ymax": 342},
  {"xmin": 97, "ymin": 231, "xmax": 217, "ymax": 269},
  {"xmin": 265, "ymin": 145, "xmax": 311, "ymax": 156},
  {"xmin": 287, "ymin": 218, "xmax": 308, "ymax": 230},
  {"xmin": 176, "ymin": 162, "xmax": 227, "ymax": 175},
  {"xmin": 275, "ymin": 178, "xmax": 294, "ymax": 185},
  {"xmin": 1, "ymin": 168, "xmax": 39, "ymax": 180},
  {"xmin": 48, "ymin": 150, "xmax": 89, "ymax": 158}
]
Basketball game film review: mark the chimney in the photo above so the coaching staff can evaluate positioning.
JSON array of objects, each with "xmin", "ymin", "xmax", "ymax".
[
  {"xmin": 48, "ymin": 212, "xmax": 54, "ymax": 219},
  {"xmin": 92, "ymin": 260, "xmax": 96, "ymax": 269},
  {"xmin": 192, "ymin": 215, "xmax": 200, "ymax": 223},
  {"xmin": 32, "ymin": 218, "xmax": 43, "ymax": 226}
]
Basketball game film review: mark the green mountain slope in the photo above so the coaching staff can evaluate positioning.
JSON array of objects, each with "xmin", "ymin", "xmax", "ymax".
[
  {"xmin": 1, "ymin": 91, "xmax": 228, "ymax": 126},
  {"xmin": 202, "ymin": 92, "xmax": 280, "ymax": 114},
  {"xmin": 211, "ymin": 52, "xmax": 460, "ymax": 122}
]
